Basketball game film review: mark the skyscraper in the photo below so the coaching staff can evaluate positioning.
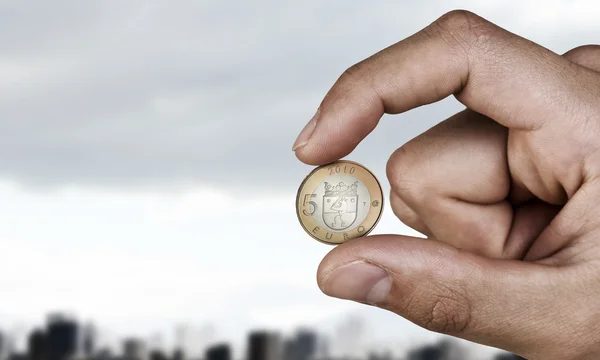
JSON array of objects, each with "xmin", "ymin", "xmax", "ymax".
[
  {"xmin": 172, "ymin": 349, "xmax": 184, "ymax": 360},
  {"xmin": 123, "ymin": 338, "xmax": 147, "ymax": 360},
  {"xmin": 46, "ymin": 314, "xmax": 78, "ymax": 360},
  {"xmin": 148, "ymin": 349, "xmax": 168, "ymax": 360},
  {"xmin": 285, "ymin": 330, "xmax": 317, "ymax": 360},
  {"xmin": 0, "ymin": 331, "xmax": 5, "ymax": 360},
  {"xmin": 27, "ymin": 329, "xmax": 47, "ymax": 360},
  {"xmin": 247, "ymin": 331, "xmax": 282, "ymax": 360},
  {"xmin": 81, "ymin": 323, "xmax": 96, "ymax": 358},
  {"xmin": 205, "ymin": 344, "xmax": 231, "ymax": 360},
  {"xmin": 283, "ymin": 339, "xmax": 294, "ymax": 360},
  {"xmin": 406, "ymin": 339, "xmax": 466, "ymax": 360}
]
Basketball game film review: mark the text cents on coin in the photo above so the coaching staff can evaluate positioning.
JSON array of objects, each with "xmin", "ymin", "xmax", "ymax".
[{"xmin": 296, "ymin": 160, "xmax": 384, "ymax": 245}]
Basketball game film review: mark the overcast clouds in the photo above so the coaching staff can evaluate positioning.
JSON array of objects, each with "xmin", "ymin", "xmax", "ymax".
[
  {"xmin": 1, "ymin": 0, "xmax": 599, "ymax": 357},
  {"xmin": 1, "ymin": 0, "xmax": 597, "ymax": 191}
]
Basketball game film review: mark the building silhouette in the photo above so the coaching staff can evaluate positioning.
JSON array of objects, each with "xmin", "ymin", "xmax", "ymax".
[
  {"xmin": 148, "ymin": 349, "xmax": 168, "ymax": 360},
  {"xmin": 284, "ymin": 330, "xmax": 317, "ymax": 360},
  {"xmin": 0, "ymin": 331, "xmax": 5, "ymax": 360},
  {"xmin": 27, "ymin": 329, "xmax": 47, "ymax": 360},
  {"xmin": 247, "ymin": 331, "xmax": 282, "ymax": 360},
  {"xmin": 172, "ymin": 349, "xmax": 184, "ymax": 360},
  {"xmin": 283, "ymin": 339, "xmax": 294, "ymax": 360},
  {"xmin": 123, "ymin": 338, "xmax": 147, "ymax": 360},
  {"xmin": 367, "ymin": 350, "xmax": 392, "ymax": 360},
  {"xmin": 46, "ymin": 314, "xmax": 78, "ymax": 360},
  {"xmin": 93, "ymin": 348, "xmax": 113, "ymax": 360},
  {"xmin": 406, "ymin": 339, "xmax": 465, "ymax": 360},
  {"xmin": 205, "ymin": 344, "xmax": 231, "ymax": 360},
  {"xmin": 81, "ymin": 323, "xmax": 96, "ymax": 358}
]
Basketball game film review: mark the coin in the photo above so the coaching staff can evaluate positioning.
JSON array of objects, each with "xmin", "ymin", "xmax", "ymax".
[{"xmin": 296, "ymin": 160, "xmax": 384, "ymax": 245}]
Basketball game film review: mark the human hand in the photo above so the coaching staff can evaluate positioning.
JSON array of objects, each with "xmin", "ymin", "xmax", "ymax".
[{"xmin": 293, "ymin": 10, "xmax": 600, "ymax": 360}]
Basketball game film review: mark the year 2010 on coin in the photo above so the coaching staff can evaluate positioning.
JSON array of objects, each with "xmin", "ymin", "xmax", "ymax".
[{"xmin": 296, "ymin": 160, "xmax": 384, "ymax": 245}]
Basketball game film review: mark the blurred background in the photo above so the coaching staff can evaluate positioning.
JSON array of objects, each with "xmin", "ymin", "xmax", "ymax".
[{"xmin": 0, "ymin": 0, "xmax": 597, "ymax": 359}]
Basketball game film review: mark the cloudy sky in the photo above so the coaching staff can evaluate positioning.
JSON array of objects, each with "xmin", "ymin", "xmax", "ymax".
[{"xmin": 0, "ymin": 0, "xmax": 598, "ymax": 357}]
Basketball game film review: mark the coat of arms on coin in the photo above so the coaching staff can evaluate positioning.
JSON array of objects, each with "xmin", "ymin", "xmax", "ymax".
[{"xmin": 296, "ymin": 160, "xmax": 384, "ymax": 245}]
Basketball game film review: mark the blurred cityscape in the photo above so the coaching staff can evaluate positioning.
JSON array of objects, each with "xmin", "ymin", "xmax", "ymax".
[{"xmin": 0, "ymin": 313, "xmax": 525, "ymax": 360}]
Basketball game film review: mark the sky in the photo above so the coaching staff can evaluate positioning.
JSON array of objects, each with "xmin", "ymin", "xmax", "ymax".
[{"xmin": 0, "ymin": 0, "xmax": 598, "ymax": 358}]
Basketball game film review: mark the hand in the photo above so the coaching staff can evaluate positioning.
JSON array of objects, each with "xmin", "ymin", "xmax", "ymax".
[{"xmin": 293, "ymin": 10, "xmax": 600, "ymax": 359}]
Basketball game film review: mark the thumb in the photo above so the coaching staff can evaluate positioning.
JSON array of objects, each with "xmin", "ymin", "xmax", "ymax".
[{"xmin": 317, "ymin": 235, "xmax": 566, "ymax": 357}]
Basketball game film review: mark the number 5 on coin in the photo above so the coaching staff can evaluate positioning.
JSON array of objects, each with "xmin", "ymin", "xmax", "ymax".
[{"xmin": 303, "ymin": 194, "xmax": 317, "ymax": 216}]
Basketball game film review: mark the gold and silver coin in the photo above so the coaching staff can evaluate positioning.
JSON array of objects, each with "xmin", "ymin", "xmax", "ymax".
[{"xmin": 296, "ymin": 160, "xmax": 383, "ymax": 245}]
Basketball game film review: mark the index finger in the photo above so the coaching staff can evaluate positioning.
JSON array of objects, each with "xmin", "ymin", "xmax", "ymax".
[{"xmin": 292, "ymin": 10, "xmax": 596, "ymax": 164}]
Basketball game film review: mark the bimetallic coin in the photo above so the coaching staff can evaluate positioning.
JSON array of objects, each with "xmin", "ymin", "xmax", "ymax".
[{"xmin": 296, "ymin": 160, "xmax": 384, "ymax": 245}]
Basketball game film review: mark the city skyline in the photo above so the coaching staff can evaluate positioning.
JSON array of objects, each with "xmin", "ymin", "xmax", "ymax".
[
  {"xmin": 0, "ymin": 311, "xmax": 521, "ymax": 360},
  {"xmin": 0, "ymin": 308, "xmax": 469, "ymax": 358}
]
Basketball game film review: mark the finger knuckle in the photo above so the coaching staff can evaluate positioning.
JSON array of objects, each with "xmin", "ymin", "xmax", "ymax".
[
  {"xmin": 437, "ymin": 9, "xmax": 479, "ymax": 28},
  {"xmin": 340, "ymin": 61, "xmax": 368, "ymax": 85},
  {"xmin": 417, "ymin": 285, "xmax": 473, "ymax": 335},
  {"xmin": 386, "ymin": 145, "xmax": 427, "ymax": 204},
  {"xmin": 426, "ymin": 10, "xmax": 495, "ymax": 53},
  {"xmin": 426, "ymin": 295, "xmax": 472, "ymax": 334}
]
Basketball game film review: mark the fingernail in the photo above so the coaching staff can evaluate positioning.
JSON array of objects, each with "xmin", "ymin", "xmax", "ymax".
[
  {"xmin": 292, "ymin": 108, "xmax": 320, "ymax": 151},
  {"xmin": 321, "ymin": 261, "xmax": 391, "ymax": 305}
]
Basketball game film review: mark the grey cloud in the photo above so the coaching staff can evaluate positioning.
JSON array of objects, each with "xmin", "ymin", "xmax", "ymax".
[{"xmin": 0, "ymin": 0, "xmax": 595, "ymax": 191}]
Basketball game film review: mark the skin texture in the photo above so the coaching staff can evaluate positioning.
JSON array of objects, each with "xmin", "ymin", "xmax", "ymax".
[{"xmin": 292, "ymin": 10, "xmax": 600, "ymax": 360}]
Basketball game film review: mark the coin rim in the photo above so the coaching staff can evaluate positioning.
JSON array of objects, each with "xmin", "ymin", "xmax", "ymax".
[{"xmin": 295, "ymin": 160, "xmax": 384, "ymax": 245}]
